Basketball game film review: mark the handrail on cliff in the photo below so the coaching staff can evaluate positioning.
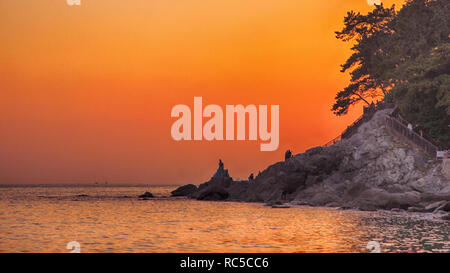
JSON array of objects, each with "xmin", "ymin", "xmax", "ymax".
[
  {"xmin": 324, "ymin": 135, "xmax": 341, "ymax": 147},
  {"xmin": 388, "ymin": 107, "xmax": 443, "ymax": 149},
  {"xmin": 323, "ymin": 102, "xmax": 444, "ymax": 159},
  {"xmin": 385, "ymin": 115, "xmax": 440, "ymax": 158}
]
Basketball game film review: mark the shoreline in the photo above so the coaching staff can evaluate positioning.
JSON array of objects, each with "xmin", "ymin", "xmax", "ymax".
[{"xmin": 170, "ymin": 109, "xmax": 449, "ymax": 221}]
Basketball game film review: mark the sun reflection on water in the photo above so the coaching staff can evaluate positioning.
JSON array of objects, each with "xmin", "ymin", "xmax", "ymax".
[{"xmin": 0, "ymin": 186, "xmax": 448, "ymax": 253}]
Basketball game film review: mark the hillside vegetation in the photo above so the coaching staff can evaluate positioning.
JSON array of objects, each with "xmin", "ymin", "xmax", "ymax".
[{"xmin": 332, "ymin": 0, "xmax": 449, "ymax": 148}]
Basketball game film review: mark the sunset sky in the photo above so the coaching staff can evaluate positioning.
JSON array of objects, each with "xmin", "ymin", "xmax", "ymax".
[{"xmin": 0, "ymin": 0, "xmax": 405, "ymax": 184}]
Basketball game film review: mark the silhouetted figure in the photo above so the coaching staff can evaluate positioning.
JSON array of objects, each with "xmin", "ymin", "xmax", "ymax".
[
  {"xmin": 248, "ymin": 173, "xmax": 254, "ymax": 181},
  {"xmin": 285, "ymin": 150, "xmax": 292, "ymax": 161}
]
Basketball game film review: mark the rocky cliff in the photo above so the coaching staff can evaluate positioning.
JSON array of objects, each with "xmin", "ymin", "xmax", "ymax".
[{"xmin": 176, "ymin": 108, "xmax": 450, "ymax": 215}]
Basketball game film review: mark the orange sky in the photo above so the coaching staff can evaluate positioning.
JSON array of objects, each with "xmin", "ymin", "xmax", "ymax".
[{"xmin": 0, "ymin": 0, "xmax": 405, "ymax": 184}]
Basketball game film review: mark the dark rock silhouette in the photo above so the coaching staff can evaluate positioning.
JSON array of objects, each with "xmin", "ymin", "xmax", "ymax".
[
  {"xmin": 196, "ymin": 185, "xmax": 229, "ymax": 201},
  {"xmin": 212, "ymin": 159, "xmax": 231, "ymax": 179},
  {"xmin": 248, "ymin": 173, "xmax": 254, "ymax": 181},
  {"xmin": 138, "ymin": 191, "xmax": 154, "ymax": 198},
  {"xmin": 285, "ymin": 150, "xmax": 292, "ymax": 161},
  {"xmin": 189, "ymin": 159, "xmax": 235, "ymax": 201},
  {"xmin": 171, "ymin": 184, "xmax": 197, "ymax": 197},
  {"xmin": 178, "ymin": 109, "xmax": 449, "ymax": 212},
  {"xmin": 76, "ymin": 194, "xmax": 89, "ymax": 197}
]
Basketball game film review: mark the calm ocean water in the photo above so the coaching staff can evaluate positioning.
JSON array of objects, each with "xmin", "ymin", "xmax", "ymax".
[{"xmin": 0, "ymin": 185, "xmax": 448, "ymax": 253}]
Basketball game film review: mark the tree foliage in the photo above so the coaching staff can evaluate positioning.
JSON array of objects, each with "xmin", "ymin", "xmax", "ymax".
[
  {"xmin": 332, "ymin": 4, "xmax": 396, "ymax": 115},
  {"xmin": 334, "ymin": 0, "xmax": 450, "ymax": 147}
]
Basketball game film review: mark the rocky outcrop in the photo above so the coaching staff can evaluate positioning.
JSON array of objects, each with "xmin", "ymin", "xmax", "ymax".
[
  {"xmin": 212, "ymin": 159, "xmax": 231, "ymax": 179},
  {"xmin": 171, "ymin": 184, "xmax": 197, "ymax": 197},
  {"xmin": 188, "ymin": 160, "xmax": 249, "ymax": 201},
  {"xmin": 196, "ymin": 185, "xmax": 229, "ymax": 201},
  {"xmin": 181, "ymin": 108, "xmax": 450, "ymax": 212},
  {"xmin": 138, "ymin": 191, "xmax": 154, "ymax": 198}
]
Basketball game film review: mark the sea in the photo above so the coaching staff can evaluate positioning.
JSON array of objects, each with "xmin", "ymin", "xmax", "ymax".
[{"xmin": 0, "ymin": 185, "xmax": 448, "ymax": 253}]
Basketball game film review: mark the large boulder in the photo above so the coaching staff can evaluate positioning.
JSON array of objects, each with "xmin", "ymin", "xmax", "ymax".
[
  {"xmin": 138, "ymin": 191, "xmax": 154, "ymax": 198},
  {"xmin": 434, "ymin": 201, "xmax": 450, "ymax": 213},
  {"xmin": 196, "ymin": 185, "xmax": 229, "ymax": 201},
  {"xmin": 171, "ymin": 184, "xmax": 198, "ymax": 197},
  {"xmin": 227, "ymin": 181, "xmax": 250, "ymax": 201},
  {"xmin": 349, "ymin": 188, "xmax": 421, "ymax": 210}
]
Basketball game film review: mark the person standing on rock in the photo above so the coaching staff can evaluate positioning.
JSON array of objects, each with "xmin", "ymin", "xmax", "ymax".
[
  {"xmin": 248, "ymin": 173, "xmax": 254, "ymax": 181},
  {"xmin": 285, "ymin": 150, "xmax": 292, "ymax": 161}
]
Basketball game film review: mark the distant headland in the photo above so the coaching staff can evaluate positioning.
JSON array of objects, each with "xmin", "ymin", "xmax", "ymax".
[{"xmin": 170, "ymin": 107, "xmax": 450, "ymax": 220}]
